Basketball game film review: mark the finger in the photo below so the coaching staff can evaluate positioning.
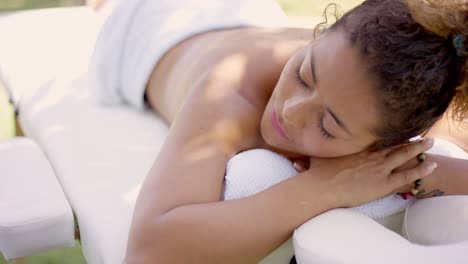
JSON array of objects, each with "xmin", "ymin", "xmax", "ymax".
[
  {"xmin": 384, "ymin": 138, "xmax": 434, "ymax": 170},
  {"xmin": 374, "ymin": 147, "xmax": 395, "ymax": 158},
  {"xmin": 293, "ymin": 160, "xmax": 308, "ymax": 172},
  {"xmin": 388, "ymin": 160, "xmax": 437, "ymax": 189},
  {"xmin": 371, "ymin": 143, "xmax": 405, "ymax": 159}
]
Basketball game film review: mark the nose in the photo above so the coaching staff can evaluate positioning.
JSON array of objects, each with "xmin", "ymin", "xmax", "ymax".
[{"xmin": 282, "ymin": 95, "xmax": 311, "ymax": 129}]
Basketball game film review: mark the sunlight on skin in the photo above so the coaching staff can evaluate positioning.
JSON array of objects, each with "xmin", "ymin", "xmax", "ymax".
[
  {"xmin": 212, "ymin": 119, "xmax": 244, "ymax": 153},
  {"xmin": 182, "ymin": 133, "xmax": 216, "ymax": 162},
  {"xmin": 86, "ymin": 0, "xmax": 106, "ymax": 10},
  {"xmin": 182, "ymin": 119, "xmax": 243, "ymax": 162},
  {"xmin": 123, "ymin": 184, "xmax": 142, "ymax": 205},
  {"xmin": 208, "ymin": 53, "xmax": 248, "ymax": 99},
  {"xmin": 270, "ymin": 38, "xmax": 309, "ymax": 62},
  {"xmin": 0, "ymin": 2, "xmax": 366, "ymax": 264}
]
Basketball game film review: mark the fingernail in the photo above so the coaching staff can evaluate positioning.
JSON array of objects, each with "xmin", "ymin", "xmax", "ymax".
[
  {"xmin": 425, "ymin": 161, "xmax": 437, "ymax": 170},
  {"xmin": 423, "ymin": 138, "xmax": 434, "ymax": 145},
  {"xmin": 293, "ymin": 162, "xmax": 302, "ymax": 171}
]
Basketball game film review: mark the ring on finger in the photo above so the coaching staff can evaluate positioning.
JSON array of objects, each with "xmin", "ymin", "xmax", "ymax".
[{"xmin": 400, "ymin": 152, "xmax": 426, "ymax": 199}]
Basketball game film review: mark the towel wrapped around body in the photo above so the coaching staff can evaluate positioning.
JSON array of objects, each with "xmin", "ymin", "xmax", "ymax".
[{"xmin": 90, "ymin": 0, "xmax": 288, "ymax": 110}]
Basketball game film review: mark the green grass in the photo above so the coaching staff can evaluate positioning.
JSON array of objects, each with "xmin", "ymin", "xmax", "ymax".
[
  {"xmin": 0, "ymin": 0, "xmax": 364, "ymax": 263},
  {"xmin": 22, "ymin": 241, "xmax": 86, "ymax": 264},
  {"xmin": 0, "ymin": 0, "xmax": 84, "ymax": 11},
  {"xmin": 276, "ymin": 0, "xmax": 363, "ymax": 18},
  {"xmin": 0, "ymin": 241, "xmax": 86, "ymax": 264},
  {"xmin": 0, "ymin": 0, "xmax": 365, "ymax": 15}
]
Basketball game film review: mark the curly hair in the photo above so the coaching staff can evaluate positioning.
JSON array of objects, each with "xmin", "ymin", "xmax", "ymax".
[{"xmin": 321, "ymin": 0, "xmax": 468, "ymax": 149}]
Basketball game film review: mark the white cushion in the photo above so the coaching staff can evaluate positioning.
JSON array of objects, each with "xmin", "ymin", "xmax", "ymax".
[
  {"xmin": 293, "ymin": 209, "xmax": 468, "ymax": 264},
  {"xmin": 0, "ymin": 138, "xmax": 74, "ymax": 259},
  {"xmin": 0, "ymin": 7, "xmax": 295, "ymax": 263},
  {"xmin": 404, "ymin": 196, "xmax": 468, "ymax": 245},
  {"xmin": 402, "ymin": 139, "xmax": 468, "ymax": 245},
  {"xmin": 293, "ymin": 139, "xmax": 468, "ymax": 263},
  {"xmin": 0, "ymin": 7, "xmax": 146, "ymax": 263},
  {"xmin": 2, "ymin": 6, "xmax": 468, "ymax": 264},
  {"xmin": 0, "ymin": 6, "xmax": 305, "ymax": 263}
]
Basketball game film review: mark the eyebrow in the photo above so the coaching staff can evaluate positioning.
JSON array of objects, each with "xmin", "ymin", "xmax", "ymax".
[{"xmin": 326, "ymin": 107, "xmax": 352, "ymax": 136}]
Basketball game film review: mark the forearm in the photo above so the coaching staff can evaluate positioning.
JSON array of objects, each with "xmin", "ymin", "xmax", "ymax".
[
  {"xmin": 398, "ymin": 154, "xmax": 468, "ymax": 197},
  {"xmin": 126, "ymin": 173, "xmax": 333, "ymax": 264},
  {"xmin": 418, "ymin": 154, "xmax": 468, "ymax": 197}
]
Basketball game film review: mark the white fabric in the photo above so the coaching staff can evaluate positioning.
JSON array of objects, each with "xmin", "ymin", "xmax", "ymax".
[
  {"xmin": 0, "ymin": 8, "xmax": 107, "ymax": 105},
  {"xmin": 0, "ymin": 6, "xmax": 291, "ymax": 263},
  {"xmin": 222, "ymin": 139, "xmax": 468, "ymax": 263},
  {"xmin": 1, "ymin": 6, "xmax": 468, "ymax": 264},
  {"xmin": 0, "ymin": 138, "xmax": 74, "ymax": 260},
  {"xmin": 404, "ymin": 196, "xmax": 468, "ymax": 245},
  {"xmin": 293, "ymin": 139, "xmax": 468, "ymax": 264},
  {"xmin": 223, "ymin": 149, "xmax": 412, "ymax": 220},
  {"xmin": 0, "ymin": 7, "xmax": 142, "ymax": 263},
  {"xmin": 402, "ymin": 139, "xmax": 468, "ymax": 245},
  {"xmin": 293, "ymin": 209, "xmax": 468, "ymax": 264},
  {"xmin": 91, "ymin": 0, "xmax": 288, "ymax": 110}
]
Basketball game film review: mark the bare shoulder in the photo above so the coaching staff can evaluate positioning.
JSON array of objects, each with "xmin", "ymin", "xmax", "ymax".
[
  {"xmin": 134, "ymin": 72, "xmax": 262, "ymax": 220},
  {"xmin": 171, "ymin": 72, "xmax": 263, "ymax": 154},
  {"xmin": 131, "ymin": 27, "xmax": 314, "ymax": 226}
]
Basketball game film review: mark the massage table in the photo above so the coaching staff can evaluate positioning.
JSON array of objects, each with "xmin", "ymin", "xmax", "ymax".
[{"xmin": 1, "ymin": 6, "xmax": 468, "ymax": 264}]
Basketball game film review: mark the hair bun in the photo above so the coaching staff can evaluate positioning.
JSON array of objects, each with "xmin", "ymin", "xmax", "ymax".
[{"xmin": 406, "ymin": 0, "xmax": 468, "ymax": 123}]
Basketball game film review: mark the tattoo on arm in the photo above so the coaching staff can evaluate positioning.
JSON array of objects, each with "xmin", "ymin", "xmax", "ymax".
[{"xmin": 414, "ymin": 188, "xmax": 445, "ymax": 198}]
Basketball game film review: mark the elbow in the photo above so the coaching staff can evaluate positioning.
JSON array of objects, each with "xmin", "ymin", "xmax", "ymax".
[{"xmin": 125, "ymin": 213, "xmax": 182, "ymax": 264}]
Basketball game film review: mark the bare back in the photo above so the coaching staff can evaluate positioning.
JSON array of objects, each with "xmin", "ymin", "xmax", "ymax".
[
  {"xmin": 129, "ymin": 28, "xmax": 314, "ymax": 254},
  {"xmin": 127, "ymin": 26, "xmax": 468, "ymax": 263},
  {"xmin": 145, "ymin": 27, "xmax": 311, "ymax": 126}
]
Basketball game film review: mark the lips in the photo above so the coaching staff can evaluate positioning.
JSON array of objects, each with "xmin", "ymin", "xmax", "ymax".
[{"xmin": 272, "ymin": 110, "xmax": 289, "ymax": 140}]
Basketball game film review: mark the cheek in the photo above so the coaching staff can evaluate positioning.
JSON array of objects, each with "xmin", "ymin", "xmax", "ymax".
[
  {"xmin": 273, "ymin": 77, "xmax": 292, "ymax": 100},
  {"xmin": 302, "ymin": 135, "xmax": 365, "ymax": 158},
  {"xmin": 260, "ymin": 104, "xmax": 276, "ymax": 143}
]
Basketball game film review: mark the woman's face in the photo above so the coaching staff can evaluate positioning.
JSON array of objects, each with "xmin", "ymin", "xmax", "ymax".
[{"xmin": 261, "ymin": 30, "xmax": 380, "ymax": 158}]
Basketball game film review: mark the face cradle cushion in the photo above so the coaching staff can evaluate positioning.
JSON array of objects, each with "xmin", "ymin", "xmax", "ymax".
[{"xmin": 0, "ymin": 138, "xmax": 74, "ymax": 260}]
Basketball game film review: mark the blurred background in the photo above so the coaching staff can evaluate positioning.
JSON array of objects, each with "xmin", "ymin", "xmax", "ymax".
[
  {"xmin": 0, "ymin": 0, "xmax": 363, "ymax": 17},
  {"xmin": 0, "ymin": 0, "xmax": 362, "ymax": 263},
  {"xmin": 0, "ymin": 0, "xmax": 84, "ymax": 11}
]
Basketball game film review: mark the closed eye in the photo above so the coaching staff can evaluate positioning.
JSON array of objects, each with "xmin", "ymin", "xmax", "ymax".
[
  {"xmin": 295, "ymin": 64, "xmax": 308, "ymax": 88},
  {"xmin": 318, "ymin": 112, "xmax": 335, "ymax": 139}
]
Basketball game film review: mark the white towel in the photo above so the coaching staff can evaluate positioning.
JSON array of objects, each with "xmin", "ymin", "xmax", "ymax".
[
  {"xmin": 90, "ymin": 0, "xmax": 288, "ymax": 110},
  {"xmin": 222, "ymin": 138, "xmax": 468, "ymax": 219}
]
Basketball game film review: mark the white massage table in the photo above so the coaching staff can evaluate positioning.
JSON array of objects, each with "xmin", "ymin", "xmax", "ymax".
[{"xmin": 1, "ymin": 6, "xmax": 468, "ymax": 264}]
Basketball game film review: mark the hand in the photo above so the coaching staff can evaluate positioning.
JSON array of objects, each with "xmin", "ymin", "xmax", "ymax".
[
  {"xmin": 86, "ymin": 0, "xmax": 107, "ymax": 10},
  {"xmin": 296, "ymin": 138, "xmax": 437, "ymax": 208}
]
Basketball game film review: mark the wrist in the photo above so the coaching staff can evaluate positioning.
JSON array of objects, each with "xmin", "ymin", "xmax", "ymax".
[{"xmin": 296, "ymin": 171, "xmax": 341, "ymax": 215}]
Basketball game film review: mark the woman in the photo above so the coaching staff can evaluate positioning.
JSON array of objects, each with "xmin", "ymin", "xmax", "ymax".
[{"xmin": 91, "ymin": 0, "xmax": 468, "ymax": 263}]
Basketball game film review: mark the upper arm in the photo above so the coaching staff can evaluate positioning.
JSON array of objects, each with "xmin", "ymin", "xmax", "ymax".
[{"xmin": 133, "ymin": 75, "xmax": 259, "ymax": 220}]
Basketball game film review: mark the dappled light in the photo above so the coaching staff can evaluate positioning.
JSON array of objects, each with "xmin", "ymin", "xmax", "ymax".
[
  {"xmin": 0, "ymin": 1, "xmax": 367, "ymax": 264},
  {"xmin": 206, "ymin": 53, "xmax": 248, "ymax": 99},
  {"xmin": 182, "ymin": 118, "xmax": 243, "ymax": 162},
  {"xmin": 123, "ymin": 184, "xmax": 142, "ymax": 205}
]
